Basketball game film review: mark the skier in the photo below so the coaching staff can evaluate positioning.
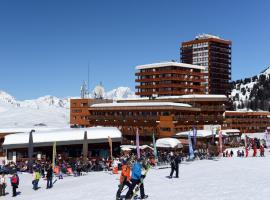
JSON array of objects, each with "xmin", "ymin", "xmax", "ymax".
[
  {"xmin": 0, "ymin": 173, "xmax": 6, "ymax": 196},
  {"xmin": 125, "ymin": 158, "xmax": 148, "ymax": 200},
  {"xmin": 116, "ymin": 160, "xmax": 131, "ymax": 200},
  {"xmin": 10, "ymin": 173, "xmax": 19, "ymax": 197},
  {"xmin": 46, "ymin": 165, "xmax": 53, "ymax": 189}
]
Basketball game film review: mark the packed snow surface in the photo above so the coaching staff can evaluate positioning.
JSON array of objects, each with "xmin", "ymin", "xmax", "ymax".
[{"xmin": 3, "ymin": 153, "xmax": 270, "ymax": 200}]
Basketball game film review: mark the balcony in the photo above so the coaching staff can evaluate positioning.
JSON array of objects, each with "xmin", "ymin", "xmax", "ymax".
[
  {"xmin": 135, "ymin": 77, "xmax": 206, "ymax": 83},
  {"xmin": 136, "ymin": 84, "xmax": 206, "ymax": 89},
  {"xmin": 135, "ymin": 70, "xmax": 206, "ymax": 77}
]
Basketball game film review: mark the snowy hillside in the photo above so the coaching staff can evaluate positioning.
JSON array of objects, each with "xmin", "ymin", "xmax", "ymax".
[
  {"xmin": 0, "ymin": 92, "xmax": 70, "ymax": 128},
  {"xmin": 0, "ymin": 86, "xmax": 136, "ymax": 128},
  {"xmin": 230, "ymin": 66, "xmax": 270, "ymax": 111}
]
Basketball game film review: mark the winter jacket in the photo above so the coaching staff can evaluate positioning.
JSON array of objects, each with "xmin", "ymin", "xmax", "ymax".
[
  {"xmin": 11, "ymin": 175, "xmax": 18, "ymax": 186},
  {"xmin": 46, "ymin": 167, "xmax": 53, "ymax": 178},
  {"xmin": 0, "ymin": 176, "xmax": 6, "ymax": 185},
  {"xmin": 131, "ymin": 162, "xmax": 142, "ymax": 180},
  {"xmin": 120, "ymin": 164, "xmax": 131, "ymax": 183}
]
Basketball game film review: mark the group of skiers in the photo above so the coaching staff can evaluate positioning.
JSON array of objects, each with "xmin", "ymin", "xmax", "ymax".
[
  {"xmin": 223, "ymin": 145, "xmax": 265, "ymax": 158},
  {"xmin": 115, "ymin": 151, "xmax": 182, "ymax": 200},
  {"xmin": 116, "ymin": 158, "xmax": 149, "ymax": 200}
]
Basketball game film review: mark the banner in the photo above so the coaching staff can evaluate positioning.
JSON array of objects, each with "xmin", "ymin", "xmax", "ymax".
[
  {"xmin": 188, "ymin": 132, "xmax": 194, "ymax": 159},
  {"xmin": 136, "ymin": 128, "xmax": 140, "ymax": 159},
  {"xmin": 193, "ymin": 126, "xmax": 197, "ymax": 149},
  {"xmin": 218, "ymin": 130, "xmax": 223, "ymax": 155},
  {"xmin": 265, "ymin": 128, "xmax": 270, "ymax": 149},
  {"xmin": 52, "ymin": 142, "xmax": 57, "ymax": 169},
  {"xmin": 108, "ymin": 136, "xmax": 113, "ymax": 159},
  {"xmin": 212, "ymin": 128, "xmax": 216, "ymax": 144},
  {"xmin": 152, "ymin": 133, "xmax": 158, "ymax": 162}
]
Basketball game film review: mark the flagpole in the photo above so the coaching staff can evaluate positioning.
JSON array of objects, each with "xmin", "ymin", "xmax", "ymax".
[{"xmin": 136, "ymin": 128, "xmax": 140, "ymax": 159}]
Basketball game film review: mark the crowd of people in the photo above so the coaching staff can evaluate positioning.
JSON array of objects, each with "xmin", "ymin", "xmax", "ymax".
[{"xmin": 0, "ymin": 137, "xmax": 267, "ymax": 199}]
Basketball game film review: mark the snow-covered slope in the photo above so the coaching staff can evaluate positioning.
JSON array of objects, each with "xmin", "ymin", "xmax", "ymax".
[
  {"xmin": 2, "ymin": 151, "xmax": 270, "ymax": 200},
  {"xmin": 230, "ymin": 66, "xmax": 270, "ymax": 111},
  {"xmin": 0, "ymin": 92, "xmax": 70, "ymax": 128},
  {"xmin": 0, "ymin": 86, "xmax": 136, "ymax": 128}
]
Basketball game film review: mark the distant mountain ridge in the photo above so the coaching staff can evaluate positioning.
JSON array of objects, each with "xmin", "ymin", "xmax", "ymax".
[{"xmin": 0, "ymin": 86, "xmax": 136, "ymax": 128}]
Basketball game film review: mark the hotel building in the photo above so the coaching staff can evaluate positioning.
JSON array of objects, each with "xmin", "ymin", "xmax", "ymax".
[{"xmin": 181, "ymin": 34, "xmax": 232, "ymax": 95}]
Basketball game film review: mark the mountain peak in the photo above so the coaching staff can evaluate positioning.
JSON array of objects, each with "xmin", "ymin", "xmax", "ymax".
[{"xmin": 260, "ymin": 66, "xmax": 270, "ymax": 75}]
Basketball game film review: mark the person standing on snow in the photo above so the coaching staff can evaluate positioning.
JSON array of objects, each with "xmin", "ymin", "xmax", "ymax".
[
  {"xmin": 253, "ymin": 144, "xmax": 257, "ymax": 157},
  {"xmin": 0, "ymin": 173, "xmax": 6, "ymax": 196},
  {"xmin": 116, "ymin": 160, "xmax": 131, "ymax": 200},
  {"xmin": 245, "ymin": 147, "xmax": 249, "ymax": 157},
  {"xmin": 260, "ymin": 145, "xmax": 265, "ymax": 157},
  {"xmin": 125, "ymin": 158, "xmax": 148, "ymax": 200},
  {"xmin": 169, "ymin": 152, "xmax": 181, "ymax": 178},
  {"xmin": 46, "ymin": 165, "xmax": 53, "ymax": 189},
  {"xmin": 10, "ymin": 173, "xmax": 19, "ymax": 197},
  {"xmin": 32, "ymin": 169, "xmax": 41, "ymax": 190}
]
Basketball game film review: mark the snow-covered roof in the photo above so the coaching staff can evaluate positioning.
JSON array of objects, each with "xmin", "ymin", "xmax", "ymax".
[
  {"xmin": 91, "ymin": 102, "xmax": 192, "ymax": 108},
  {"xmin": 135, "ymin": 62, "xmax": 206, "ymax": 70},
  {"xmin": 175, "ymin": 130, "xmax": 228, "ymax": 138},
  {"xmin": 0, "ymin": 127, "xmax": 62, "ymax": 134},
  {"xmin": 241, "ymin": 132, "xmax": 267, "ymax": 140},
  {"xmin": 120, "ymin": 145, "xmax": 153, "ymax": 151},
  {"xmin": 221, "ymin": 129, "xmax": 240, "ymax": 134},
  {"xmin": 196, "ymin": 34, "xmax": 220, "ymax": 40},
  {"xmin": 156, "ymin": 138, "xmax": 183, "ymax": 148},
  {"xmin": 3, "ymin": 127, "xmax": 122, "ymax": 148}
]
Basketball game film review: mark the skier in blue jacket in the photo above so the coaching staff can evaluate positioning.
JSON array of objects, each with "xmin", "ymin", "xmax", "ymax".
[{"xmin": 125, "ymin": 158, "xmax": 148, "ymax": 199}]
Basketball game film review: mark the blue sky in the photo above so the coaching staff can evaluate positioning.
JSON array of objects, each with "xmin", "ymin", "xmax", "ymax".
[{"xmin": 1, "ymin": 0, "xmax": 270, "ymax": 99}]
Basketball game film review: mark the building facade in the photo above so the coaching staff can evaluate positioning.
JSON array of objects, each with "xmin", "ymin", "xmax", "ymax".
[
  {"xmin": 224, "ymin": 111, "xmax": 270, "ymax": 133},
  {"xmin": 135, "ymin": 62, "xmax": 206, "ymax": 97},
  {"xmin": 181, "ymin": 34, "xmax": 232, "ymax": 95},
  {"xmin": 70, "ymin": 95, "xmax": 227, "ymax": 144}
]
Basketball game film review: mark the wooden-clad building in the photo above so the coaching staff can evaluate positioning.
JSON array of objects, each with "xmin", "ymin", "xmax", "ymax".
[
  {"xmin": 135, "ymin": 62, "xmax": 207, "ymax": 97},
  {"xmin": 70, "ymin": 95, "xmax": 227, "ymax": 144},
  {"xmin": 224, "ymin": 111, "xmax": 270, "ymax": 133}
]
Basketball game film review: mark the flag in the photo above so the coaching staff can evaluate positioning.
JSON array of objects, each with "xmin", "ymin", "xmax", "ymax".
[
  {"xmin": 83, "ymin": 131, "xmax": 88, "ymax": 163},
  {"xmin": 152, "ymin": 133, "xmax": 158, "ymax": 162},
  {"xmin": 219, "ymin": 130, "xmax": 223, "ymax": 155},
  {"xmin": 28, "ymin": 130, "xmax": 34, "ymax": 172},
  {"xmin": 136, "ymin": 128, "xmax": 140, "ymax": 159},
  {"xmin": 265, "ymin": 128, "xmax": 270, "ymax": 149},
  {"xmin": 188, "ymin": 132, "xmax": 194, "ymax": 159},
  {"xmin": 212, "ymin": 128, "xmax": 215, "ymax": 144},
  {"xmin": 193, "ymin": 126, "xmax": 197, "ymax": 149},
  {"xmin": 52, "ymin": 142, "xmax": 57, "ymax": 169},
  {"xmin": 108, "ymin": 136, "xmax": 113, "ymax": 159}
]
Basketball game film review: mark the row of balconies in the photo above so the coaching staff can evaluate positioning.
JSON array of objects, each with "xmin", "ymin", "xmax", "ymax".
[
  {"xmin": 135, "ymin": 77, "xmax": 206, "ymax": 83},
  {"xmin": 136, "ymin": 84, "xmax": 205, "ymax": 89},
  {"xmin": 135, "ymin": 70, "xmax": 205, "ymax": 77},
  {"xmin": 87, "ymin": 115, "xmax": 224, "ymax": 124},
  {"xmin": 135, "ymin": 90, "xmax": 205, "ymax": 96}
]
